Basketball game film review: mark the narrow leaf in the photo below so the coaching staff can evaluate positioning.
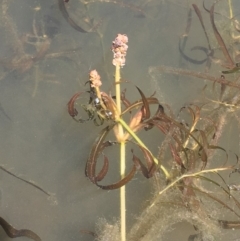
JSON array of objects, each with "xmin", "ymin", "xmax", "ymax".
[
  {"xmin": 210, "ymin": 3, "xmax": 234, "ymax": 68},
  {"xmin": 95, "ymin": 155, "xmax": 109, "ymax": 182},
  {"xmin": 131, "ymin": 150, "xmax": 150, "ymax": 178},
  {"xmin": 96, "ymin": 165, "xmax": 136, "ymax": 190},
  {"xmin": 0, "ymin": 217, "xmax": 41, "ymax": 241},
  {"xmin": 85, "ymin": 125, "xmax": 113, "ymax": 183},
  {"xmin": 136, "ymin": 86, "xmax": 151, "ymax": 120},
  {"xmin": 67, "ymin": 92, "xmax": 82, "ymax": 117}
]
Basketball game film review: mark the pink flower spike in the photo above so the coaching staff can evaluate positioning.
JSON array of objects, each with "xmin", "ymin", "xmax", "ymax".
[
  {"xmin": 112, "ymin": 34, "xmax": 128, "ymax": 67},
  {"xmin": 89, "ymin": 69, "xmax": 102, "ymax": 88}
]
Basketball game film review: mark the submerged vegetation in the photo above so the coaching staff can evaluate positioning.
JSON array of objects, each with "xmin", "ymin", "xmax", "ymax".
[
  {"xmin": 67, "ymin": 1, "xmax": 240, "ymax": 240},
  {"xmin": 0, "ymin": 0, "xmax": 240, "ymax": 240}
]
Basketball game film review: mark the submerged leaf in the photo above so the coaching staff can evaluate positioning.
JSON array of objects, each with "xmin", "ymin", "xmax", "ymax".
[
  {"xmin": 131, "ymin": 147, "xmax": 156, "ymax": 178},
  {"xmin": 58, "ymin": 0, "xmax": 88, "ymax": 33},
  {"xmin": 136, "ymin": 86, "xmax": 150, "ymax": 120},
  {"xmin": 94, "ymin": 155, "xmax": 109, "ymax": 182},
  {"xmin": 222, "ymin": 63, "xmax": 240, "ymax": 74},
  {"xmin": 121, "ymin": 97, "xmax": 159, "ymax": 116},
  {"xmin": 209, "ymin": 2, "xmax": 234, "ymax": 68},
  {"xmin": 179, "ymin": 4, "xmax": 213, "ymax": 66},
  {"xmin": 93, "ymin": 115, "xmax": 104, "ymax": 126},
  {"xmin": 192, "ymin": 186, "xmax": 240, "ymax": 218},
  {"xmin": 96, "ymin": 164, "xmax": 136, "ymax": 190},
  {"xmin": 138, "ymin": 145, "xmax": 156, "ymax": 177},
  {"xmin": 131, "ymin": 150, "xmax": 149, "ymax": 178},
  {"xmin": 179, "ymin": 40, "xmax": 208, "ymax": 65},
  {"xmin": 152, "ymin": 65, "xmax": 240, "ymax": 90},
  {"xmin": 169, "ymin": 143, "xmax": 185, "ymax": 170},
  {"xmin": 192, "ymin": 4, "xmax": 212, "ymax": 51},
  {"xmin": 85, "ymin": 126, "xmax": 114, "ymax": 183},
  {"xmin": 85, "ymin": 125, "xmax": 136, "ymax": 189},
  {"xmin": 121, "ymin": 89, "xmax": 131, "ymax": 109},
  {"xmin": 198, "ymin": 130, "xmax": 208, "ymax": 170},
  {"xmin": 0, "ymin": 166, "xmax": 50, "ymax": 197},
  {"xmin": 219, "ymin": 220, "xmax": 240, "ymax": 229},
  {"xmin": 0, "ymin": 217, "xmax": 41, "ymax": 241},
  {"xmin": 195, "ymin": 174, "xmax": 240, "ymax": 217},
  {"xmin": 67, "ymin": 92, "xmax": 82, "ymax": 117}
]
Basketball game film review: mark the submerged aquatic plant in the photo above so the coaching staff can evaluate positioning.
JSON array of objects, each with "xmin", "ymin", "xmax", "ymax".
[
  {"xmin": 0, "ymin": 217, "xmax": 41, "ymax": 241},
  {"xmin": 0, "ymin": 166, "xmax": 52, "ymax": 241},
  {"xmin": 68, "ymin": 34, "xmax": 170, "ymax": 191},
  {"xmin": 68, "ymin": 33, "xmax": 174, "ymax": 240},
  {"xmin": 67, "ymin": 1, "xmax": 240, "ymax": 241},
  {"xmin": 0, "ymin": 0, "xmax": 82, "ymax": 97}
]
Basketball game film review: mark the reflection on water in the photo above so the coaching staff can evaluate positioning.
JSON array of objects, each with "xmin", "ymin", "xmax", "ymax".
[{"xmin": 0, "ymin": 0, "xmax": 240, "ymax": 240}]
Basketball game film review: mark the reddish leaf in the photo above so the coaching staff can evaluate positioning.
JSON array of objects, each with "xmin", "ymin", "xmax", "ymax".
[
  {"xmin": 131, "ymin": 149, "xmax": 150, "ymax": 178},
  {"xmin": 121, "ymin": 89, "xmax": 131, "ymax": 109},
  {"xmin": 85, "ymin": 126, "xmax": 113, "ymax": 183},
  {"xmin": 0, "ymin": 217, "xmax": 41, "ymax": 241},
  {"xmin": 95, "ymin": 155, "xmax": 109, "ymax": 182},
  {"xmin": 96, "ymin": 165, "xmax": 136, "ymax": 190},
  {"xmin": 210, "ymin": 2, "xmax": 234, "ymax": 68},
  {"xmin": 169, "ymin": 143, "xmax": 185, "ymax": 169},
  {"xmin": 136, "ymin": 86, "xmax": 150, "ymax": 120},
  {"xmin": 67, "ymin": 92, "xmax": 82, "ymax": 117},
  {"xmin": 121, "ymin": 97, "xmax": 159, "ymax": 116}
]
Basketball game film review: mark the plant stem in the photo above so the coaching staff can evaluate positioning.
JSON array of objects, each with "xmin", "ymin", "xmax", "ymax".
[
  {"xmin": 117, "ymin": 118, "xmax": 170, "ymax": 179},
  {"xmin": 115, "ymin": 64, "xmax": 126, "ymax": 241},
  {"xmin": 120, "ymin": 141, "xmax": 126, "ymax": 241},
  {"xmin": 115, "ymin": 64, "xmax": 121, "ymax": 112},
  {"xmin": 227, "ymin": 0, "xmax": 238, "ymax": 41},
  {"xmin": 228, "ymin": 0, "xmax": 233, "ymax": 19},
  {"xmin": 149, "ymin": 166, "xmax": 232, "ymax": 209}
]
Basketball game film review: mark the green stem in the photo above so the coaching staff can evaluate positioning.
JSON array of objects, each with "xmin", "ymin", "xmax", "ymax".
[
  {"xmin": 120, "ymin": 141, "xmax": 126, "ymax": 241},
  {"xmin": 115, "ymin": 63, "xmax": 126, "ymax": 241},
  {"xmin": 115, "ymin": 64, "xmax": 121, "ymax": 112},
  {"xmin": 118, "ymin": 118, "xmax": 170, "ymax": 179},
  {"xmin": 228, "ymin": 0, "xmax": 233, "ymax": 19}
]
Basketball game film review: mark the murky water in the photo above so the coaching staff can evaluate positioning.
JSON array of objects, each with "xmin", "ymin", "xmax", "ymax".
[{"xmin": 0, "ymin": 0, "xmax": 240, "ymax": 240}]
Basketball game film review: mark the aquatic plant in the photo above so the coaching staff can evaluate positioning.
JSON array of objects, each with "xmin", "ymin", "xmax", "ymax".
[
  {"xmin": 2, "ymin": 0, "xmax": 240, "ymax": 240},
  {"xmin": 0, "ymin": 0, "xmax": 80, "ymax": 97},
  {"xmin": 0, "ymin": 166, "xmax": 50, "ymax": 241},
  {"xmin": 67, "ymin": 1, "xmax": 240, "ymax": 240},
  {"xmin": 0, "ymin": 216, "xmax": 41, "ymax": 241},
  {"xmin": 68, "ymin": 33, "xmax": 172, "ymax": 240}
]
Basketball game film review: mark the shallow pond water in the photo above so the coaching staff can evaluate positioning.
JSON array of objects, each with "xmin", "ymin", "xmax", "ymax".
[{"xmin": 0, "ymin": 0, "xmax": 240, "ymax": 241}]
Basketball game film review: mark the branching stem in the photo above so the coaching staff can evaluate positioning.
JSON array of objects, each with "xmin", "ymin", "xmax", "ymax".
[
  {"xmin": 117, "ymin": 118, "xmax": 170, "ymax": 179},
  {"xmin": 149, "ymin": 166, "xmax": 233, "ymax": 209}
]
